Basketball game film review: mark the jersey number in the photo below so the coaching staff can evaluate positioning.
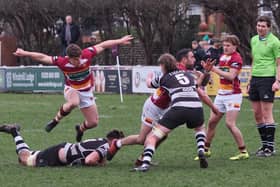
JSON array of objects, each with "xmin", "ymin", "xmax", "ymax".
[{"xmin": 175, "ymin": 74, "xmax": 190, "ymax": 85}]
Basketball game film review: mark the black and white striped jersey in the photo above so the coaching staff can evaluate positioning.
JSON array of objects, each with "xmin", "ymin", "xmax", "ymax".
[
  {"xmin": 160, "ymin": 70, "xmax": 202, "ymax": 108},
  {"xmin": 65, "ymin": 138, "xmax": 109, "ymax": 165}
]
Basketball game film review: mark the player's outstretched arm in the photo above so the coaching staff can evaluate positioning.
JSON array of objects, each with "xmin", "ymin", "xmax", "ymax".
[
  {"xmin": 13, "ymin": 48, "xmax": 53, "ymax": 65},
  {"xmin": 94, "ymin": 35, "xmax": 134, "ymax": 54}
]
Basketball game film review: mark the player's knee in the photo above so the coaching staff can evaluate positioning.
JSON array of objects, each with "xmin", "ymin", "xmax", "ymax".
[
  {"xmin": 152, "ymin": 126, "xmax": 166, "ymax": 140},
  {"xmin": 69, "ymin": 101, "xmax": 79, "ymax": 109},
  {"xmin": 86, "ymin": 119, "xmax": 98, "ymax": 128},
  {"xmin": 263, "ymin": 115, "xmax": 273, "ymax": 124}
]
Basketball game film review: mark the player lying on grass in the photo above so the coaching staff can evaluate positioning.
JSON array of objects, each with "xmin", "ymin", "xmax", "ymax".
[
  {"xmin": 13, "ymin": 35, "xmax": 133, "ymax": 142},
  {"xmin": 0, "ymin": 124, "xmax": 124, "ymax": 167}
]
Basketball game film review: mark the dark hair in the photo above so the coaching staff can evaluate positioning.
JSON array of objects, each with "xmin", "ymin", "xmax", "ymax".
[
  {"xmin": 175, "ymin": 48, "xmax": 192, "ymax": 62},
  {"xmin": 192, "ymin": 40, "xmax": 198, "ymax": 44},
  {"xmin": 222, "ymin": 34, "xmax": 240, "ymax": 46},
  {"xmin": 158, "ymin": 53, "xmax": 178, "ymax": 73},
  {"xmin": 66, "ymin": 44, "xmax": 82, "ymax": 58},
  {"xmin": 106, "ymin": 129, "xmax": 125, "ymax": 140},
  {"xmin": 256, "ymin": 15, "xmax": 271, "ymax": 27}
]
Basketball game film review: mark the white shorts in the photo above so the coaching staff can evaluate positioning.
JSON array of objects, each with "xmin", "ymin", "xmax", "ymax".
[
  {"xmin": 141, "ymin": 98, "xmax": 168, "ymax": 127},
  {"xmin": 214, "ymin": 93, "xmax": 242, "ymax": 113},
  {"xmin": 64, "ymin": 86, "xmax": 96, "ymax": 109}
]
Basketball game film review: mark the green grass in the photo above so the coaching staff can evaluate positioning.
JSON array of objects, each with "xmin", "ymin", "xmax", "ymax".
[{"xmin": 0, "ymin": 93, "xmax": 280, "ymax": 187}]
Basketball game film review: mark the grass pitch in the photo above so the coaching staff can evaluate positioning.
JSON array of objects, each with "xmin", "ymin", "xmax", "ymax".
[{"xmin": 0, "ymin": 93, "xmax": 280, "ymax": 187}]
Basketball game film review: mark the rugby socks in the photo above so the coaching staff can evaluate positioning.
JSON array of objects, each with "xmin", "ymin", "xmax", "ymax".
[
  {"xmin": 238, "ymin": 146, "xmax": 247, "ymax": 153},
  {"xmin": 142, "ymin": 146, "xmax": 155, "ymax": 166},
  {"xmin": 266, "ymin": 123, "xmax": 276, "ymax": 152},
  {"xmin": 205, "ymin": 142, "xmax": 211, "ymax": 152},
  {"xmin": 195, "ymin": 131, "xmax": 206, "ymax": 153},
  {"xmin": 79, "ymin": 121, "xmax": 91, "ymax": 132},
  {"xmin": 46, "ymin": 105, "xmax": 71, "ymax": 132},
  {"xmin": 257, "ymin": 123, "xmax": 267, "ymax": 149},
  {"xmin": 11, "ymin": 129, "xmax": 30, "ymax": 154},
  {"xmin": 55, "ymin": 105, "xmax": 71, "ymax": 122}
]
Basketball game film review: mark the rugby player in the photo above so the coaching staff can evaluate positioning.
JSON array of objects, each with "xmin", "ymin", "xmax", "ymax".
[
  {"xmin": 13, "ymin": 35, "xmax": 133, "ymax": 142},
  {"xmin": 175, "ymin": 48, "xmax": 217, "ymax": 112},
  {"xmin": 0, "ymin": 124, "xmax": 124, "ymax": 167},
  {"xmin": 200, "ymin": 35, "xmax": 249, "ymax": 160},
  {"xmin": 107, "ymin": 65, "xmax": 172, "ymax": 164},
  {"xmin": 133, "ymin": 53, "xmax": 209, "ymax": 172},
  {"xmin": 108, "ymin": 49, "xmax": 218, "ymax": 166}
]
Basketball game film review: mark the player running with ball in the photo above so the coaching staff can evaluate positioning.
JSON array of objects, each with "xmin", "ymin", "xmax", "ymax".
[{"xmin": 13, "ymin": 35, "xmax": 133, "ymax": 142}]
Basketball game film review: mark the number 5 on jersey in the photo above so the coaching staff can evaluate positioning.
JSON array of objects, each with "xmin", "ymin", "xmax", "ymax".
[{"xmin": 175, "ymin": 74, "xmax": 190, "ymax": 85}]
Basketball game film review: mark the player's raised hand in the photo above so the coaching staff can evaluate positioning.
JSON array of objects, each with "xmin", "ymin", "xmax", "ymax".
[
  {"xmin": 201, "ymin": 58, "xmax": 216, "ymax": 72},
  {"xmin": 119, "ymin": 35, "xmax": 134, "ymax": 45},
  {"xmin": 13, "ymin": 48, "xmax": 27, "ymax": 57}
]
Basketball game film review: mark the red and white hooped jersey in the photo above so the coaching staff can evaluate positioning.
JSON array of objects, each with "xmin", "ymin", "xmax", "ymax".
[
  {"xmin": 218, "ymin": 52, "xmax": 242, "ymax": 94},
  {"xmin": 150, "ymin": 87, "xmax": 171, "ymax": 109},
  {"xmin": 150, "ymin": 74, "xmax": 171, "ymax": 109},
  {"xmin": 52, "ymin": 47, "xmax": 97, "ymax": 91}
]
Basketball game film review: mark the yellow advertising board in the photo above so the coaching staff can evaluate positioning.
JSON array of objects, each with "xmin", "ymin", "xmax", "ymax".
[{"xmin": 206, "ymin": 66, "xmax": 280, "ymax": 97}]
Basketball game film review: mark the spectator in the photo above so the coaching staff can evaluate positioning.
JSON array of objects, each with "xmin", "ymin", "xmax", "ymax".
[
  {"xmin": 206, "ymin": 39, "xmax": 223, "ymax": 65},
  {"xmin": 60, "ymin": 15, "xmax": 80, "ymax": 56},
  {"xmin": 192, "ymin": 40, "xmax": 207, "ymax": 72}
]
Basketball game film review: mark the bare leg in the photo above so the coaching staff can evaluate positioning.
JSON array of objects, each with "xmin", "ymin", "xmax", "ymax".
[
  {"xmin": 45, "ymin": 89, "xmax": 80, "ymax": 132},
  {"xmin": 75, "ymin": 104, "xmax": 99, "ymax": 142},
  {"xmin": 205, "ymin": 111, "xmax": 223, "ymax": 149},
  {"xmin": 225, "ymin": 111, "xmax": 246, "ymax": 151},
  {"xmin": 121, "ymin": 124, "xmax": 152, "ymax": 146}
]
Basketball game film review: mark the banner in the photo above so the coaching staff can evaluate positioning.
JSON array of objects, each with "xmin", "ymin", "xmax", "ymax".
[
  {"xmin": 0, "ymin": 68, "xmax": 5, "ymax": 90},
  {"xmin": 92, "ymin": 68, "xmax": 132, "ymax": 93},
  {"xmin": 206, "ymin": 66, "xmax": 280, "ymax": 97},
  {"xmin": 5, "ymin": 68, "xmax": 36, "ymax": 91},
  {"xmin": 5, "ymin": 67, "xmax": 64, "ymax": 92},
  {"xmin": 2, "ymin": 65, "xmax": 280, "ymax": 96},
  {"xmin": 35, "ymin": 67, "xmax": 64, "ymax": 92},
  {"xmin": 132, "ymin": 66, "xmax": 161, "ymax": 93}
]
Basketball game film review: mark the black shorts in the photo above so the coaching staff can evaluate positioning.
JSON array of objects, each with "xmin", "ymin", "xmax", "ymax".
[
  {"xmin": 158, "ymin": 107, "xmax": 204, "ymax": 130},
  {"xmin": 35, "ymin": 142, "xmax": 67, "ymax": 167},
  {"xmin": 249, "ymin": 76, "xmax": 275, "ymax": 102}
]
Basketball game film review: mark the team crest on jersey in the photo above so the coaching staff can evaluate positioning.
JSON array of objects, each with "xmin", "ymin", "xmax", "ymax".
[
  {"xmin": 220, "ymin": 55, "xmax": 232, "ymax": 62},
  {"xmin": 153, "ymin": 88, "xmax": 163, "ymax": 99},
  {"xmin": 79, "ymin": 59, "xmax": 88, "ymax": 66},
  {"xmin": 231, "ymin": 62, "xmax": 240, "ymax": 68}
]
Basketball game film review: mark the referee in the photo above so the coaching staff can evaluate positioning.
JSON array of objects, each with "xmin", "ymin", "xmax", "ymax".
[{"xmin": 249, "ymin": 15, "xmax": 280, "ymax": 157}]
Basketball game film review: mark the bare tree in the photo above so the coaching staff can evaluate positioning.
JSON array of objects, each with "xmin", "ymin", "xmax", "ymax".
[
  {"xmin": 199, "ymin": 0, "xmax": 259, "ymax": 64},
  {"xmin": 119, "ymin": 0, "xmax": 190, "ymax": 65}
]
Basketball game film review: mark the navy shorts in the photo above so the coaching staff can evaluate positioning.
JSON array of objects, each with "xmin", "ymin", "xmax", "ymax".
[
  {"xmin": 158, "ymin": 107, "xmax": 204, "ymax": 129},
  {"xmin": 249, "ymin": 76, "xmax": 275, "ymax": 102}
]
